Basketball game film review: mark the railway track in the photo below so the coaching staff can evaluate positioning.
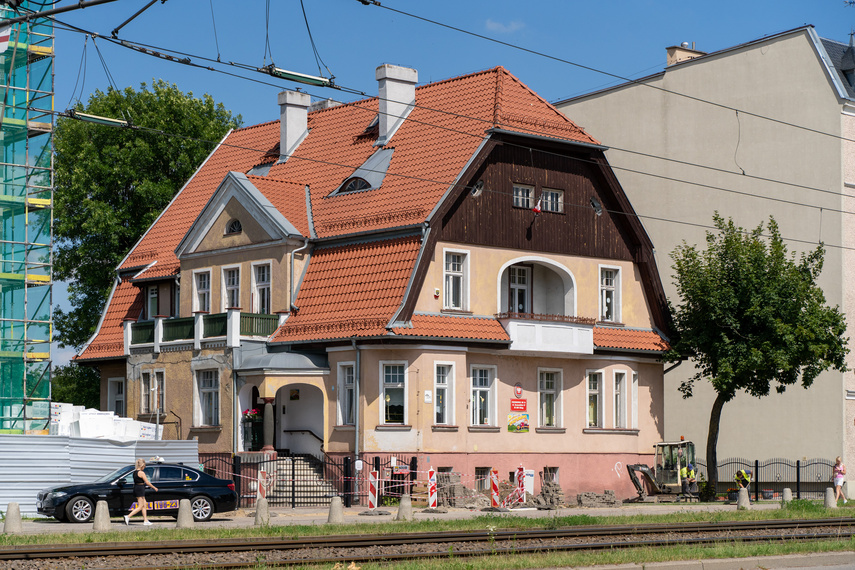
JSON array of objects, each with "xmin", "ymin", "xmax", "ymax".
[{"xmin": 2, "ymin": 517, "xmax": 854, "ymax": 569}]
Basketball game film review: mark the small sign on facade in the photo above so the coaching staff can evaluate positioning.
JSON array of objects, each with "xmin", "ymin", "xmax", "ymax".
[
  {"xmin": 513, "ymin": 383, "xmax": 523, "ymax": 398},
  {"xmin": 510, "ymin": 399, "xmax": 527, "ymax": 411},
  {"xmin": 507, "ymin": 413, "xmax": 529, "ymax": 433}
]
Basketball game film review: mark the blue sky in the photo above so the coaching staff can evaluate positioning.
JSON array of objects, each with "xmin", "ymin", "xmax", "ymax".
[{"xmin": 48, "ymin": 0, "xmax": 852, "ymax": 365}]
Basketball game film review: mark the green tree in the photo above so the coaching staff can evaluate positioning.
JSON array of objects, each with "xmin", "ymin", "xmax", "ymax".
[
  {"xmin": 54, "ymin": 81, "xmax": 242, "ymax": 349},
  {"xmin": 50, "ymin": 363, "xmax": 101, "ymax": 409},
  {"xmin": 667, "ymin": 214, "xmax": 848, "ymax": 491}
]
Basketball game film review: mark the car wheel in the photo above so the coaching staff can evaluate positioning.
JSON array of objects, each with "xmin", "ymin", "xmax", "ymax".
[
  {"xmin": 190, "ymin": 495, "xmax": 214, "ymax": 522},
  {"xmin": 65, "ymin": 496, "xmax": 95, "ymax": 523}
]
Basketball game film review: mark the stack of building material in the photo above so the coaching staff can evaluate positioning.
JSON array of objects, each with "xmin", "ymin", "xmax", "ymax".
[
  {"xmin": 436, "ymin": 472, "xmax": 468, "ymax": 507},
  {"xmin": 576, "ymin": 490, "xmax": 619, "ymax": 507}
]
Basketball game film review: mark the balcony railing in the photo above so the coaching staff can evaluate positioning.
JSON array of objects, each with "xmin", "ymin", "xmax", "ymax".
[
  {"xmin": 127, "ymin": 310, "xmax": 284, "ymax": 354},
  {"xmin": 496, "ymin": 312, "xmax": 595, "ymax": 354}
]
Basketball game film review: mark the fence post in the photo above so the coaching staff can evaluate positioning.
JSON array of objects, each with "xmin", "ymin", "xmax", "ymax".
[
  {"xmin": 409, "ymin": 456, "xmax": 417, "ymax": 496},
  {"xmin": 343, "ymin": 456, "xmax": 352, "ymax": 508},
  {"xmin": 373, "ymin": 456, "xmax": 381, "ymax": 503},
  {"xmin": 291, "ymin": 455, "xmax": 297, "ymax": 509},
  {"xmin": 796, "ymin": 460, "xmax": 801, "ymax": 500},
  {"xmin": 234, "ymin": 455, "xmax": 242, "ymax": 508}
]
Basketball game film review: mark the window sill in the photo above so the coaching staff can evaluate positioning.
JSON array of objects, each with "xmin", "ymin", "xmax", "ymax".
[
  {"xmin": 535, "ymin": 427, "xmax": 566, "ymax": 434},
  {"xmin": 189, "ymin": 425, "xmax": 222, "ymax": 433},
  {"xmin": 333, "ymin": 425, "xmax": 355, "ymax": 431},
  {"xmin": 468, "ymin": 426, "xmax": 500, "ymax": 433},
  {"xmin": 137, "ymin": 413, "xmax": 166, "ymax": 422},
  {"xmin": 375, "ymin": 424, "xmax": 412, "ymax": 432},
  {"xmin": 583, "ymin": 428, "xmax": 639, "ymax": 435},
  {"xmin": 431, "ymin": 425, "xmax": 459, "ymax": 432},
  {"xmin": 440, "ymin": 309, "xmax": 473, "ymax": 316}
]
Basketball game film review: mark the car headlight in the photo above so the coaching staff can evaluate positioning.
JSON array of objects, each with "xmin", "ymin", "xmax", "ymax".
[{"xmin": 49, "ymin": 491, "xmax": 68, "ymax": 500}]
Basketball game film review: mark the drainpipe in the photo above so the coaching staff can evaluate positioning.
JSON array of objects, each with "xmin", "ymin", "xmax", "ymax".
[
  {"xmin": 351, "ymin": 338, "xmax": 361, "ymax": 463},
  {"xmin": 290, "ymin": 238, "xmax": 310, "ymax": 312}
]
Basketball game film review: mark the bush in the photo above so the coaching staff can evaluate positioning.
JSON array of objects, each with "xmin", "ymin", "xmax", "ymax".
[{"xmin": 697, "ymin": 475, "xmax": 717, "ymax": 502}]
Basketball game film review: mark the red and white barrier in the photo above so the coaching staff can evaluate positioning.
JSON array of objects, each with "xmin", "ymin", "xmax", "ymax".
[
  {"xmin": 257, "ymin": 470, "xmax": 268, "ymax": 500},
  {"xmin": 428, "ymin": 467, "xmax": 437, "ymax": 508},
  {"xmin": 490, "ymin": 469, "xmax": 500, "ymax": 508},
  {"xmin": 368, "ymin": 470, "xmax": 379, "ymax": 510},
  {"xmin": 516, "ymin": 465, "xmax": 525, "ymax": 504}
]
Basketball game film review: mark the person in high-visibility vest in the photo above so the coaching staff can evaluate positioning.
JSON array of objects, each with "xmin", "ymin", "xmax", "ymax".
[
  {"xmin": 680, "ymin": 463, "xmax": 697, "ymax": 495},
  {"xmin": 734, "ymin": 469, "xmax": 752, "ymax": 492}
]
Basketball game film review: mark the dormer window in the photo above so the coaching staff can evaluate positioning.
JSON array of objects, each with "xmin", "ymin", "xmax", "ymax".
[
  {"xmin": 342, "ymin": 177, "xmax": 371, "ymax": 193},
  {"xmin": 330, "ymin": 148, "xmax": 394, "ymax": 196},
  {"xmin": 225, "ymin": 219, "xmax": 242, "ymax": 235}
]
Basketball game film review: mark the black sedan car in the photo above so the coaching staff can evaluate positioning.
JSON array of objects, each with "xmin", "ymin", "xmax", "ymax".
[{"xmin": 37, "ymin": 462, "xmax": 237, "ymax": 523}]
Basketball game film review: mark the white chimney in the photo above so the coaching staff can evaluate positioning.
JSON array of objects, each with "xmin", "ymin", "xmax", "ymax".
[
  {"xmin": 278, "ymin": 90, "xmax": 311, "ymax": 162},
  {"xmin": 376, "ymin": 64, "xmax": 417, "ymax": 146}
]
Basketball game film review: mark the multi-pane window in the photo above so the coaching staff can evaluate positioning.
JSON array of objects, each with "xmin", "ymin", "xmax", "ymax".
[
  {"xmin": 543, "ymin": 466, "xmax": 559, "ymax": 483},
  {"xmin": 254, "ymin": 264, "xmax": 271, "ymax": 314},
  {"xmin": 147, "ymin": 286, "xmax": 158, "ymax": 320},
  {"xmin": 539, "ymin": 371, "xmax": 558, "ymax": 427},
  {"xmin": 508, "ymin": 266, "xmax": 530, "ymax": 313},
  {"xmin": 600, "ymin": 268, "xmax": 619, "ymax": 322},
  {"xmin": 341, "ymin": 364, "xmax": 355, "ymax": 425},
  {"xmin": 196, "ymin": 370, "xmax": 219, "ymax": 426},
  {"xmin": 195, "ymin": 272, "xmax": 210, "ymax": 313},
  {"xmin": 444, "ymin": 252, "xmax": 466, "ymax": 310},
  {"xmin": 435, "ymin": 364, "xmax": 452, "ymax": 425},
  {"xmin": 631, "ymin": 372, "xmax": 639, "ymax": 429},
  {"xmin": 614, "ymin": 371, "xmax": 626, "ymax": 428},
  {"xmin": 471, "ymin": 367, "xmax": 493, "ymax": 425},
  {"xmin": 513, "ymin": 185, "xmax": 533, "ymax": 208},
  {"xmin": 141, "ymin": 371, "xmax": 164, "ymax": 415},
  {"xmin": 542, "ymin": 189, "xmax": 564, "ymax": 213},
  {"xmin": 587, "ymin": 371, "xmax": 602, "ymax": 428},
  {"xmin": 108, "ymin": 378, "xmax": 124, "ymax": 416},
  {"xmin": 383, "ymin": 363, "xmax": 406, "ymax": 424},
  {"xmin": 224, "ymin": 268, "xmax": 240, "ymax": 308},
  {"xmin": 475, "ymin": 467, "xmax": 490, "ymax": 491}
]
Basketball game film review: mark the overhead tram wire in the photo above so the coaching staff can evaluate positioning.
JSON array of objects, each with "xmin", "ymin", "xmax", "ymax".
[{"xmin": 357, "ymin": 0, "xmax": 855, "ymax": 148}]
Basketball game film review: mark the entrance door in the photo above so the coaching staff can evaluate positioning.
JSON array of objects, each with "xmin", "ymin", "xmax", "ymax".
[{"xmin": 508, "ymin": 266, "xmax": 530, "ymax": 313}]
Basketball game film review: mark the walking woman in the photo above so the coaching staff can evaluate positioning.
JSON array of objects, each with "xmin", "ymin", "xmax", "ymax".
[
  {"xmin": 833, "ymin": 456, "xmax": 847, "ymax": 505},
  {"xmin": 124, "ymin": 458, "xmax": 159, "ymax": 525}
]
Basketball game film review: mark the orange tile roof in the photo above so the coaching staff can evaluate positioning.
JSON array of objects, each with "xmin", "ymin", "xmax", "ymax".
[
  {"xmin": 270, "ymin": 235, "xmax": 421, "ymax": 343},
  {"xmin": 245, "ymin": 175, "xmax": 311, "ymax": 237},
  {"xmin": 131, "ymin": 261, "xmax": 180, "ymax": 281},
  {"xmin": 76, "ymin": 279, "xmax": 142, "ymax": 360},
  {"xmin": 593, "ymin": 326, "xmax": 670, "ymax": 353},
  {"xmin": 390, "ymin": 313, "xmax": 510, "ymax": 342}
]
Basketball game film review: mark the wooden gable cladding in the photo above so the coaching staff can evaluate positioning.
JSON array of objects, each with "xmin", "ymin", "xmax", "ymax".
[{"xmin": 436, "ymin": 140, "xmax": 639, "ymax": 261}]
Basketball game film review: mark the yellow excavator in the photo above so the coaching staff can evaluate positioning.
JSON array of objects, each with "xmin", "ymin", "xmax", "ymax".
[{"xmin": 626, "ymin": 440, "xmax": 698, "ymax": 502}]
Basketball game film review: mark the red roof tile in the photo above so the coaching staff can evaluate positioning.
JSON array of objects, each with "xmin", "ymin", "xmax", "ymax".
[
  {"xmin": 391, "ymin": 313, "xmax": 510, "ymax": 342},
  {"xmin": 76, "ymin": 280, "xmax": 142, "ymax": 361},
  {"xmin": 270, "ymin": 236, "xmax": 421, "ymax": 342},
  {"xmin": 593, "ymin": 326, "xmax": 669, "ymax": 353},
  {"xmin": 245, "ymin": 175, "xmax": 311, "ymax": 237}
]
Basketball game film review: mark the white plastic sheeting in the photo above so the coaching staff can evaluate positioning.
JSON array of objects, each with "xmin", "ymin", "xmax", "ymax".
[{"xmin": 0, "ymin": 434, "xmax": 198, "ymax": 516}]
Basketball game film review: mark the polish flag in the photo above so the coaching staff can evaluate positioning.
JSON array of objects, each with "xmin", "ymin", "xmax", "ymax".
[
  {"xmin": 531, "ymin": 197, "xmax": 542, "ymax": 215},
  {"xmin": 0, "ymin": 26, "xmax": 11, "ymax": 54}
]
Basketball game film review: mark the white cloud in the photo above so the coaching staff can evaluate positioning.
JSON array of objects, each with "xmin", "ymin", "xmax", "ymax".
[{"xmin": 485, "ymin": 19, "xmax": 524, "ymax": 34}]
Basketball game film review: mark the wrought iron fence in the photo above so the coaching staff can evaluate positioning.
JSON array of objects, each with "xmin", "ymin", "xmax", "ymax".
[{"xmin": 694, "ymin": 457, "xmax": 833, "ymax": 500}]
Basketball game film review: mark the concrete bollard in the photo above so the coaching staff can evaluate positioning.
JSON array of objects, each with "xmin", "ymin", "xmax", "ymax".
[
  {"xmin": 781, "ymin": 488, "xmax": 792, "ymax": 505},
  {"xmin": 254, "ymin": 497, "xmax": 270, "ymax": 527},
  {"xmin": 824, "ymin": 487, "xmax": 837, "ymax": 508},
  {"xmin": 736, "ymin": 487, "xmax": 751, "ymax": 510},
  {"xmin": 2, "ymin": 502, "xmax": 22, "ymax": 534},
  {"xmin": 327, "ymin": 496, "xmax": 344, "ymax": 524},
  {"xmin": 93, "ymin": 500, "xmax": 111, "ymax": 532},
  {"xmin": 395, "ymin": 494, "xmax": 414, "ymax": 521},
  {"xmin": 176, "ymin": 499, "xmax": 195, "ymax": 528}
]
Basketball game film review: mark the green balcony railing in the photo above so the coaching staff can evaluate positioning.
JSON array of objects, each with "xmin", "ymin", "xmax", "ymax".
[
  {"xmin": 131, "ymin": 321, "xmax": 155, "ymax": 344},
  {"xmin": 240, "ymin": 313, "xmax": 279, "ymax": 337},
  {"xmin": 203, "ymin": 313, "xmax": 227, "ymax": 338},
  {"xmin": 162, "ymin": 317, "xmax": 195, "ymax": 342}
]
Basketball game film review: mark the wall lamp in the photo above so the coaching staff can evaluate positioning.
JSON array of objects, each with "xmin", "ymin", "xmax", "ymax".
[{"xmin": 590, "ymin": 196, "xmax": 603, "ymax": 216}]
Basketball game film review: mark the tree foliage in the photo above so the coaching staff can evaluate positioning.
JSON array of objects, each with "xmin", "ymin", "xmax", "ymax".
[
  {"xmin": 54, "ymin": 81, "xmax": 242, "ymax": 349},
  {"xmin": 667, "ymin": 214, "xmax": 848, "ymax": 490},
  {"xmin": 50, "ymin": 363, "xmax": 101, "ymax": 409}
]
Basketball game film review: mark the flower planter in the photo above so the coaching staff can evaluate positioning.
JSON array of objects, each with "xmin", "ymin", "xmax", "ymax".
[
  {"xmin": 762, "ymin": 489, "xmax": 774, "ymax": 500},
  {"xmin": 727, "ymin": 491, "xmax": 739, "ymax": 502}
]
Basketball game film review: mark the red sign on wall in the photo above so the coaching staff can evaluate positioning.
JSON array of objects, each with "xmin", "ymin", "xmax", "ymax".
[{"xmin": 510, "ymin": 399, "xmax": 527, "ymax": 411}]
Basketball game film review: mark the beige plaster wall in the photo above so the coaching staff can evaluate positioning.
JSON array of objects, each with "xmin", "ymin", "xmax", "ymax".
[{"xmin": 557, "ymin": 30, "xmax": 847, "ymax": 461}]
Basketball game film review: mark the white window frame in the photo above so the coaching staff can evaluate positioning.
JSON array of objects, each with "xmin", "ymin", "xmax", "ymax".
[
  {"xmin": 631, "ymin": 371, "xmax": 639, "ymax": 430},
  {"xmin": 613, "ymin": 370, "xmax": 627, "ymax": 428},
  {"xmin": 599, "ymin": 265, "xmax": 621, "ymax": 323},
  {"xmin": 338, "ymin": 362, "xmax": 356, "ymax": 425},
  {"xmin": 586, "ymin": 370, "xmax": 604, "ymax": 428},
  {"xmin": 251, "ymin": 261, "xmax": 272, "ymax": 314},
  {"xmin": 508, "ymin": 265, "xmax": 531, "ymax": 314},
  {"xmin": 194, "ymin": 369, "xmax": 220, "ymax": 427},
  {"xmin": 141, "ymin": 370, "xmax": 164, "ymax": 415},
  {"xmin": 172, "ymin": 281, "xmax": 180, "ymax": 317},
  {"xmin": 538, "ymin": 368, "xmax": 562, "ymax": 428},
  {"xmin": 107, "ymin": 377, "xmax": 125, "ymax": 417},
  {"xmin": 541, "ymin": 188, "xmax": 564, "ymax": 213},
  {"xmin": 434, "ymin": 362, "xmax": 455, "ymax": 425},
  {"xmin": 470, "ymin": 365, "xmax": 497, "ymax": 426},
  {"xmin": 147, "ymin": 285, "xmax": 158, "ymax": 320},
  {"xmin": 380, "ymin": 360, "xmax": 408, "ymax": 425},
  {"xmin": 222, "ymin": 265, "xmax": 241, "ymax": 309},
  {"xmin": 443, "ymin": 248, "xmax": 469, "ymax": 311},
  {"xmin": 193, "ymin": 269, "xmax": 211, "ymax": 313},
  {"xmin": 512, "ymin": 184, "xmax": 533, "ymax": 208}
]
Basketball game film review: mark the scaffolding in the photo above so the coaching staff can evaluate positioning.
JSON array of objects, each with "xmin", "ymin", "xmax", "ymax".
[{"xmin": 0, "ymin": 1, "xmax": 53, "ymax": 433}]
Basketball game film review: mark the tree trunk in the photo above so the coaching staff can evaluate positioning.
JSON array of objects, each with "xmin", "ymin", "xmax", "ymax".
[{"xmin": 706, "ymin": 392, "xmax": 728, "ymax": 494}]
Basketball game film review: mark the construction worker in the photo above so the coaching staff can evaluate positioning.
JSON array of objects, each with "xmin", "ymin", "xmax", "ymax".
[
  {"xmin": 681, "ymin": 463, "xmax": 697, "ymax": 495},
  {"xmin": 734, "ymin": 469, "xmax": 752, "ymax": 493}
]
